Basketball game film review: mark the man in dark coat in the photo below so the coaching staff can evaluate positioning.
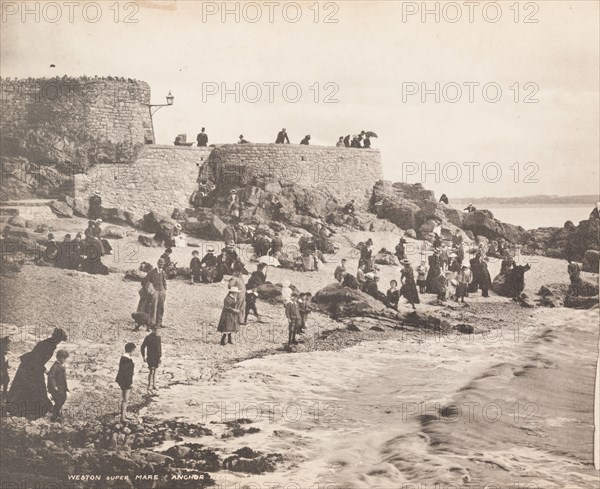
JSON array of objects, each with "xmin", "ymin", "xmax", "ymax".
[
  {"xmin": 197, "ymin": 127, "xmax": 208, "ymax": 147},
  {"xmin": 47, "ymin": 349, "xmax": 69, "ymax": 421},
  {"xmin": 275, "ymin": 128, "xmax": 290, "ymax": 144},
  {"xmin": 146, "ymin": 258, "xmax": 168, "ymax": 327},
  {"xmin": 199, "ymin": 248, "xmax": 218, "ymax": 283},
  {"xmin": 300, "ymin": 135, "xmax": 310, "ymax": 145},
  {"xmin": 141, "ymin": 325, "xmax": 161, "ymax": 393},
  {"xmin": 343, "ymin": 135, "xmax": 350, "ymax": 147}
]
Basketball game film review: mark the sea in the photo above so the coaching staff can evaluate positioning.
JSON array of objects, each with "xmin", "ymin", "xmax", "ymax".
[{"xmin": 473, "ymin": 204, "xmax": 592, "ymax": 230}]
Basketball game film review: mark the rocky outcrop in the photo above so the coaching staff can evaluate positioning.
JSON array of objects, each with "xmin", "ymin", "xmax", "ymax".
[
  {"xmin": 462, "ymin": 210, "xmax": 529, "ymax": 243},
  {"xmin": 582, "ymin": 250, "xmax": 599, "ymax": 273},
  {"xmin": 523, "ymin": 219, "xmax": 599, "ymax": 262}
]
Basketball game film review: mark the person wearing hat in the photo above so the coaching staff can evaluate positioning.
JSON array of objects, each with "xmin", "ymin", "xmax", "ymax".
[
  {"xmin": 342, "ymin": 200, "xmax": 356, "ymax": 215},
  {"xmin": 275, "ymin": 128, "xmax": 290, "ymax": 144},
  {"xmin": 238, "ymin": 135, "xmax": 249, "ymax": 144},
  {"xmin": 300, "ymin": 134, "xmax": 311, "ymax": 145},
  {"xmin": 336, "ymin": 136, "xmax": 345, "ymax": 148},
  {"xmin": 455, "ymin": 264, "xmax": 472, "ymax": 303},
  {"xmin": 218, "ymin": 288, "xmax": 241, "ymax": 345},
  {"xmin": 198, "ymin": 246, "xmax": 218, "ymax": 283},
  {"xmin": 386, "ymin": 280, "xmax": 400, "ymax": 310},
  {"xmin": 146, "ymin": 258, "xmax": 168, "ymax": 327},
  {"xmin": 160, "ymin": 248, "xmax": 177, "ymax": 279},
  {"xmin": 7, "ymin": 328, "xmax": 67, "ymax": 419},
  {"xmin": 399, "ymin": 259, "xmax": 420, "ymax": 309},
  {"xmin": 464, "ymin": 203, "xmax": 477, "ymax": 213},
  {"xmin": 88, "ymin": 191, "xmax": 102, "ymax": 220},
  {"xmin": 197, "ymin": 127, "xmax": 208, "ymax": 147},
  {"xmin": 227, "ymin": 190, "xmax": 242, "ymax": 221},
  {"xmin": 435, "ymin": 268, "xmax": 448, "ymax": 302},
  {"xmin": 395, "ymin": 237, "xmax": 407, "ymax": 262}
]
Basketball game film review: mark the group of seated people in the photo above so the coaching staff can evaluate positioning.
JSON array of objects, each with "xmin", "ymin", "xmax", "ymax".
[
  {"xmin": 336, "ymin": 131, "xmax": 373, "ymax": 149},
  {"xmin": 189, "ymin": 242, "xmax": 245, "ymax": 284},
  {"xmin": 39, "ymin": 219, "xmax": 111, "ymax": 275}
]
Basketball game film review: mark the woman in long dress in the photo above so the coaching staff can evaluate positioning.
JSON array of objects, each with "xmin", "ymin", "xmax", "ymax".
[
  {"xmin": 7, "ymin": 328, "xmax": 67, "ymax": 419},
  {"xmin": 218, "ymin": 289, "xmax": 241, "ymax": 345},
  {"xmin": 399, "ymin": 260, "xmax": 420, "ymax": 309},
  {"xmin": 227, "ymin": 265, "xmax": 246, "ymax": 325},
  {"xmin": 426, "ymin": 250, "xmax": 441, "ymax": 293}
]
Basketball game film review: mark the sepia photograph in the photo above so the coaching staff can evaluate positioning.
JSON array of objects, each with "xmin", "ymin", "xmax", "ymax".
[{"xmin": 0, "ymin": 1, "xmax": 599, "ymax": 488}]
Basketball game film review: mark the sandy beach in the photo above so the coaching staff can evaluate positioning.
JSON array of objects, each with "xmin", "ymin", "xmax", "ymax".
[{"xmin": 1, "ymin": 217, "xmax": 598, "ymax": 488}]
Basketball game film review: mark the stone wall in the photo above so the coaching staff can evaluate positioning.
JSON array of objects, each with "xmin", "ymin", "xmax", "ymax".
[
  {"xmin": 73, "ymin": 143, "xmax": 382, "ymax": 222},
  {"xmin": 1, "ymin": 77, "xmax": 153, "ymax": 146},
  {"xmin": 202, "ymin": 143, "xmax": 383, "ymax": 205},
  {"xmin": 74, "ymin": 146, "xmax": 213, "ymax": 221}
]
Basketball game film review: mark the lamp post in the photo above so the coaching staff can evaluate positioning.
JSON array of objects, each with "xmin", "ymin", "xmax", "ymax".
[{"xmin": 146, "ymin": 91, "xmax": 174, "ymax": 144}]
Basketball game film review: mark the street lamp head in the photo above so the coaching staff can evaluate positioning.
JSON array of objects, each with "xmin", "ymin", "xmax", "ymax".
[{"xmin": 166, "ymin": 91, "xmax": 174, "ymax": 105}]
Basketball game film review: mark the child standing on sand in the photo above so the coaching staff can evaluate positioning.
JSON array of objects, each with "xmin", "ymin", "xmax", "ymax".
[
  {"xmin": 298, "ymin": 292, "xmax": 312, "ymax": 334},
  {"xmin": 416, "ymin": 261, "xmax": 428, "ymax": 294},
  {"xmin": 47, "ymin": 350, "xmax": 69, "ymax": 422},
  {"xmin": 141, "ymin": 325, "xmax": 162, "ymax": 394},
  {"xmin": 286, "ymin": 293, "xmax": 301, "ymax": 345},
  {"xmin": 244, "ymin": 287, "xmax": 260, "ymax": 324},
  {"xmin": 116, "ymin": 343, "xmax": 136, "ymax": 422}
]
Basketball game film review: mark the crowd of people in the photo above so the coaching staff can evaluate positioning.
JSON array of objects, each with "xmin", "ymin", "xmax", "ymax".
[
  {"xmin": 184, "ymin": 127, "xmax": 378, "ymax": 148},
  {"xmin": 37, "ymin": 219, "xmax": 112, "ymax": 275}
]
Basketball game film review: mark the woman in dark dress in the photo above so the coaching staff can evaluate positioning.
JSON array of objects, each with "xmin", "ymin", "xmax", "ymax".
[
  {"xmin": 426, "ymin": 251, "xmax": 441, "ymax": 293},
  {"xmin": 218, "ymin": 289, "xmax": 241, "ymax": 345},
  {"xmin": 7, "ymin": 328, "xmax": 67, "ymax": 419},
  {"xmin": 359, "ymin": 239, "xmax": 374, "ymax": 272},
  {"xmin": 479, "ymin": 258, "xmax": 492, "ymax": 297},
  {"xmin": 399, "ymin": 260, "xmax": 420, "ymax": 309}
]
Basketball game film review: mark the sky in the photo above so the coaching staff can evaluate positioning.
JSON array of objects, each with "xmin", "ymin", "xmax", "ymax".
[{"xmin": 1, "ymin": 0, "xmax": 599, "ymax": 199}]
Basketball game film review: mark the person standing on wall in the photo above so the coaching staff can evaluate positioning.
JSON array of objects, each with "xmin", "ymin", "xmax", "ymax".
[
  {"xmin": 197, "ymin": 127, "xmax": 208, "ymax": 147},
  {"xmin": 275, "ymin": 128, "xmax": 290, "ymax": 144}
]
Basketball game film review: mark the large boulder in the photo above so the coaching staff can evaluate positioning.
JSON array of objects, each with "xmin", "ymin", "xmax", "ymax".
[
  {"xmin": 492, "ymin": 264, "xmax": 531, "ymax": 297},
  {"xmin": 312, "ymin": 282, "xmax": 387, "ymax": 317},
  {"xmin": 141, "ymin": 211, "xmax": 171, "ymax": 234},
  {"xmin": 582, "ymin": 250, "xmax": 599, "ymax": 273},
  {"xmin": 101, "ymin": 207, "xmax": 135, "ymax": 226},
  {"xmin": 462, "ymin": 209, "xmax": 529, "ymax": 243},
  {"xmin": 49, "ymin": 201, "xmax": 73, "ymax": 218},
  {"xmin": 183, "ymin": 210, "xmax": 227, "ymax": 240},
  {"xmin": 370, "ymin": 180, "xmax": 437, "ymax": 230}
]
